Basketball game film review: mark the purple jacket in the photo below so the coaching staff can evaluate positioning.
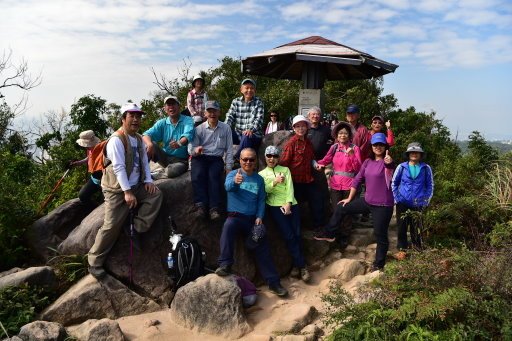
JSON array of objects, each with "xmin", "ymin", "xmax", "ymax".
[{"xmin": 352, "ymin": 158, "xmax": 395, "ymax": 206}]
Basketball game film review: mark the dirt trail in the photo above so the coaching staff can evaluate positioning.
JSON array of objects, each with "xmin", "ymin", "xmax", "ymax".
[{"xmin": 117, "ymin": 224, "xmax": 399, "ymax": 340}]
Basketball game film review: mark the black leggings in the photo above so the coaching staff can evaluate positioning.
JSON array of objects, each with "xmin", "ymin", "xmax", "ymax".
[{"xmin": 325, "ymin": 198, "xmax": 393, "ymax": 268}]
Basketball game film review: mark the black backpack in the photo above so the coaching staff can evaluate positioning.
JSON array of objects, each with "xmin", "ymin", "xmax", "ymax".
[{"xmin": 169, "ymin": 236, "xmax": 205, "ymax": 291}]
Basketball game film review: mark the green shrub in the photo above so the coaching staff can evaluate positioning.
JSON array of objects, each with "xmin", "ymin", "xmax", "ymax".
[
  {"xmin": 0, "ymin": 284, "xmax": 56, "ymax": 337},
  {"xmin": 323, "ymin": 248, "xmax": 512, "ymax": 340}
]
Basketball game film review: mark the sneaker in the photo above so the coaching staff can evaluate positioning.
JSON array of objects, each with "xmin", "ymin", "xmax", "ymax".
[
  {"xmin": 394, "ymin": 251, "xmax": 407, "ymax": 261},
  {"xmin": 89, "ymin": 266, "xmax": 106, "ymax": 279},
  {"xmin": 269, "ymin": 283, "xmax": 288, "ymax": 297},
  {"xmin": 209, "ymin": 208, "xmax": 221, "ymax": 221},
  {"xmin": 194, "ymin": 204, "xmax": 207, "ymax": 218},
  {"xmin": 150, "ymin": 170, "xmax": 167, "ymax": 180},
  {"xmin": 300, "ymin": 268, "xmax": 311, "ymax": 283},
  {"xmin": 290, "ymin": 267, "xmax": 300, "ymax": 278},
  {"xmin": 313, "ymin": 230, "xmax": 336, "ymax": 242},
  {"xmin": 215, "ymin": 265, "xmax": 232, "ymax": 277}
]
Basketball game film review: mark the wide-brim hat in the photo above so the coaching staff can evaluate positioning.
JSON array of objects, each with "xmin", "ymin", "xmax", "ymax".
[
  {"xmin": 76, "ymin": 130, "xmax": 100, "ymax": 148},
  {"xmin": 405, "ymin": 142, "xmax": 424, "ymax": 153},
  {"xmin": 331, "ymin": 121, "xmax": 353, "ymax": 140},
  {"xmin": 292, "ymin": 115, "xmax": 311, "ymax": 129}
]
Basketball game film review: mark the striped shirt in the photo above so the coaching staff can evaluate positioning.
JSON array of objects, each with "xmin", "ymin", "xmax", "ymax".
[
  {"xmin": 225, "ymin": 96, "xmax": 265, "ymax": 137},
  {"xmin": 189, "ymin": 121, "xmax": 234, "ymax": 170}
]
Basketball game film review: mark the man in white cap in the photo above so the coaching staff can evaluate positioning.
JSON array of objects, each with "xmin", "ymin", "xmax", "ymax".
[
  {"xmin": 143, "ymin": 96, "xmax": 194, "ymax": 178},
  {"xmin": 225, "ymin": 78, "xmax": 265, "ymax": 161},
  {"xmin": 88, "ymin": 103, "xmax": 163, "ymax": 279},
  {"xmin": 189, "ymin": 100, "xmax": 233, "ymax": 220}
]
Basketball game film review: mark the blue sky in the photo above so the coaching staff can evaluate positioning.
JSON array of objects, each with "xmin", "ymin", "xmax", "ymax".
[{"xmin": 1, "ymin": 0, "xmax": 511, "ymax": 140}]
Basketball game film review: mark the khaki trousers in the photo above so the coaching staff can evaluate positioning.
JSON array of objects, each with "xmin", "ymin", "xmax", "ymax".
[{"xmin": 88, "ymin": 183, "xmax": 163, "ymax": 267}]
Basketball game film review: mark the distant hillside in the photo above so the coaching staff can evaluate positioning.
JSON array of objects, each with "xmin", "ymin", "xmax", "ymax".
[{"xmin": 456, "ymin": 140, "xmax": 512, "ymax": 154}]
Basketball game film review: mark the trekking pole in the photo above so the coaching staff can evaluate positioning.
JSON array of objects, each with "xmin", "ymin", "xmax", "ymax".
[
  {"xmin": 38, "ymin": 168, "xmax": 71, "ymax": 215},
  {"xmin": 128, "ymin": 208, "xmax": 135, "ymax": 286}
]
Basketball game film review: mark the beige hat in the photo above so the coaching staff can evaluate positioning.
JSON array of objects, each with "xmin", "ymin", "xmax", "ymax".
[{"xmin": 76, "ymin": 130, "xmax": 100, "ymax": 148}]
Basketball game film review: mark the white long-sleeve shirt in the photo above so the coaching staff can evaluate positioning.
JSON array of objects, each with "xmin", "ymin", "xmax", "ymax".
[{"xmin": 106, "ymin": 135, "xmax": 152, "ymax": 191}]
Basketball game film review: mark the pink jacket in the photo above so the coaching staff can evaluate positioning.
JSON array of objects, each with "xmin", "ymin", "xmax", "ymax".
[{"xmin": 318, "ymin": 142, "xmax": 362, "ymax": 190}]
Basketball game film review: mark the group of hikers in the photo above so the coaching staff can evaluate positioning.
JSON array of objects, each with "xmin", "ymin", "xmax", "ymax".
[{"xmin": 73, "ymin": 76, "xmax": 434, "ymax": 298}]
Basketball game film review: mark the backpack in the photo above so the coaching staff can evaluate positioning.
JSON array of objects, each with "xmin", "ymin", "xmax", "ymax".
[
  {"xmin": 170, "ymin": 237, "xmax": 205, "ymax": 290},
  {"xmin": 87, "ymin": 129, "xmax": 128, "ymax": 174}
]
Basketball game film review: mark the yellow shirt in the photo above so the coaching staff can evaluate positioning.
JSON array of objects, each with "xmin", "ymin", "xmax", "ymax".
[{"xmin": 258, "ymin": 165, "xmax": 297, "ymax": 206}]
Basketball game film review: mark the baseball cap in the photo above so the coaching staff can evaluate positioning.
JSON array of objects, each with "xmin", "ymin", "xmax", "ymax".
[
  {"xmin": 241, "ymin": 78, "xmax": 256, "ymax": 86},
  {"xmin": 164, "ymin": 96, "xmax": 180, "ymax": 105},
  {"xmin": 346, "ymin": 104, "xmax": 360, "ymax": 114},
  {"xmin": 371, "ymin": 133, "xmax": 387, "ymax": 145},
  {"xmin": 372, "ymin": 115, "xmax": 384, "ymax": 122},
  {"xmin": 265, "ymin": 145, "xmax": 280, "ymax": 156},
  {"xmin": 121, "ymin": 103, "xmax": 145, "ymax": 114},
  {"xmin": 205, "ymin": 100, "xmax": 220, "ymax": 111}
]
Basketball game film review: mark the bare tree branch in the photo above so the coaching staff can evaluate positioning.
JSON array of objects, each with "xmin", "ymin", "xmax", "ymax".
[{"xmin": 0, "ymin": 49, "xmax": 42, "ymax": 98}]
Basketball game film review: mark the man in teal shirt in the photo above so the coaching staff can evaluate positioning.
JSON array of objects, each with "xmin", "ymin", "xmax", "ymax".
[{"xmin": 143, "ymin": 96, "xmax": 194, "ymax": 178}]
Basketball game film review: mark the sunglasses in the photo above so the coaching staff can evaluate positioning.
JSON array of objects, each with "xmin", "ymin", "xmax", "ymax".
[
  {"xmin": 270, "ymin": 115, "xmax": 277, "ymax": 117},
  {"xmin": 266, "ymin": 154, "xmax": 279, "ymax": 158},
  {"xmin": 241, "ymin": 158, "xmax": 256, "ymax": 163},
  {"xmin": 372, "ymin": 143, "xmax": 386, "ymax": 147}
]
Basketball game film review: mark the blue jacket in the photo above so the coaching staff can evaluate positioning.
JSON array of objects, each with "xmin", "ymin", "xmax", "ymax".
[{"xmin": 391, "ymin": 161, "xmax": 434, "ymax": 208}]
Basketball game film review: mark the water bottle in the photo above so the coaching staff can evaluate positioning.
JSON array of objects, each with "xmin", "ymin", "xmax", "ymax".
[{"xmin": 167, "ymin": 253, "xmax": 174, "ymax": 269}]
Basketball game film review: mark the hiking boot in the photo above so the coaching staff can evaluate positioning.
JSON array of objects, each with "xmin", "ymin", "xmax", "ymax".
[
  {"xmin": 215, "ymin": 265, "xmax": 232, "ymax": 277},
  {"xmin": 123, "ymin": 224, "xmax": 141, "ymax": 251},
  {"xmin": 269, "ymin": 283, "xmax": 288, "ymax": 297},
  {"xmin": 209, "ymin": 208, "xmax": 221, "ymax": 221},
  {"xmin": 290, "ymin": 267, "xmax": 300, "ymax": 278},
  {"xmin": 300, "ymin": 268, "xmax": 311, "ymax": 283},
  {"xmin": 194, "ymin": 204, "xmax": 207, "ymax": 219},
  {"xmin": 313, "ymin": 230, "xmax": 336, "ymax": 242},
  {"xmin": 368, "ymin": 264, "xmax": 383, "ymax": 273},
  {"xmin": 89, "ymin": 266, "xmax": 106, "ymax": 279}
]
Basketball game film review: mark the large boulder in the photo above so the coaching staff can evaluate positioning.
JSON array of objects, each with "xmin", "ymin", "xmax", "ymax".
[
  {"xmin": 170, "ymin": 274, "xmax": 251, "ymax": 339},
  {"xmin": 26, "ymin": 199, "xmax": 95, "ymax": 260},
  {"xmin": 57, "ymin": 171, "xmax": 294, "ymax": 300},
  {"xmin": 18, "ymin": 321, "xmax": 67, "ymax": 341},
  {"xmin": 53, "ymin": 131, "xmax": 332, "ymax": 302},
  {"xmin": 40, "ymin": 274, "xmax": 160, "ymax": 326},
  {"xmin": 0, "ymin": 266, "xmax": 57, "ymax": 290},
  {"xmin": 66, "ymin": 318, "xmax": 124, "ymax": 341},
  {"xmin": 57, "ymin": 205, "xmax": 104, "ymax": 255}
]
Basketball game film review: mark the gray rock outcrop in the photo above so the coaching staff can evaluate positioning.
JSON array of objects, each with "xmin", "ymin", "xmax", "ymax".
[
  {"xmin": 170, "ymin": 274, "xmax": 251, "ymax": 339},
  {"xmin": 18, "ymin": 321, "xmax": 67, "ymax": 341},
  {"xmin": 27, "ymin": 199, "xmax": 95, "ymax": 260},
  {"xmin": 66, "ymin": 318, "xmax": 124, "ymax": 341},
  {"xmin": 0, "ymin": 266, "xmax": 56, "ymax": 290},
  {"xmin": 40, "ymin": 274, "xmax": 160, "ymax": 326}
]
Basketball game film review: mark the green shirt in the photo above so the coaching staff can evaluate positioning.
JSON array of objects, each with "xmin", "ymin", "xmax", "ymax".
[{"xmin": 258, "ymin": 165, "xmax": 297, "ymax": 206}]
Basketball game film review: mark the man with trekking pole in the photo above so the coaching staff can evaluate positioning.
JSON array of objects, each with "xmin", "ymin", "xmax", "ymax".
[{"xmin": 88, "ymin": 103, "xmax": 163, "ymax": 279}]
